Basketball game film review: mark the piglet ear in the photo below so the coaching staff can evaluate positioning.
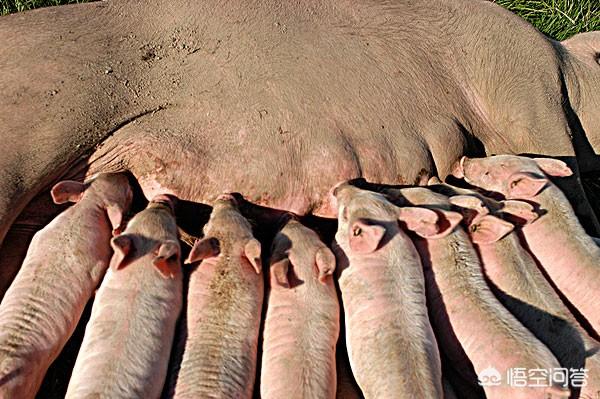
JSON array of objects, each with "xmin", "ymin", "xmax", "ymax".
[
  {"xmin": 244, "ymin": 238, "xmax": 262, "ymax": 274},
  {"xmin": 106, "ymin": 204, "xmax": 126, "ymax": 236},
  {"xmin": 469, "ymin": 215, "xmax": 514, "ymax": 244},
  {"xmin": 153, "ymin": 240, "xmax": 181, "ymax": 279},
  {"xmin": 448, "ymin": 195, "xmax": 488, "ymax": 225},
  {"xmin": 315, "ymin": 246, "xmax": 336, "ymax": 283},
  {"xmin": 110, "ymin": 234, "xmax": 133, "ymax": 270},
  {"xmin": 349, "ymin": 220, "xmax": 386, "ymax": 254},
  {"xmin": 397, "ymin": 207, "xmax": 439, "ymax": 238},
  {"xmin": 507, "ymin": 172, "xmax": 548, "ymax": 199},
  {"xmin": 499, "ymin": 200, "xmax": 539, "ymax": 225},
  {"xmin": 51, "ymin": 181, "xmax": 87, "ymax": 204},
  {"xmin": 448, "ymin": 195, "xmax": 487, "ymax": 213},
  {"xmin": 270, "ymin": 257, "xmax": 290, "ymax": 288},
  {"xmin": 431, "ymin": 210, "xmax": 463, "ymax": 239},
  {"xmin": 185, "ymin": 237, "xmax": 220, "ymax": 264},
  {"xmin": 533, "ymin": 158, "xmax": 573, "ymax": 177}
]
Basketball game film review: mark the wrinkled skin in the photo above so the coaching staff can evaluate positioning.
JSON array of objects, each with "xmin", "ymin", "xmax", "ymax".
[
  {"xmin": 65, "ymin": 196, "xmax": 182, "ymax": 399},
  {"xmin": 333, "ymin": 183, "xmax": 443, "ymax": 398},
  {"xmin": 165, "ymin": 194, "xmax": 263, "ymax": 399},
  {"xmin": 385, "ymin": 187, "xmax": 569, "ymax": 399},
  {"xmin": 0, "ymin": 173, "xmax": 132, "ymax": 399},
  {"xmin": 261, "ymin": 217, "xmax": 339, "ymax": 399},
  {"xmin": 454, "ymin": 155, "xmax": 600, "ymax": 336},
  {"xmin": 2, "ymin": 0, "xmax": 600, "ymax": 260},
  {"xmin": 448, "ymin": 189, "xmax": 600, "ymax": 398}
]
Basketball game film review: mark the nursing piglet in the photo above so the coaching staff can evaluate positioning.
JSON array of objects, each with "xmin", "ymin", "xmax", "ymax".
[
  {"xmin": 453, "ymin": 155, "xmax": 600, "ymax": 335},
  {"xmin": 0, "ymin": 173, "xmax": 132, "ymax": 399},
  {"xmin": 65, "ymin": 195, "xmax": 182, "ymax": 399},
  {"xmin": 385, "ymin": 187, "xmax": 569, "ymax": 399},
  {"xmin": 332, "ymin": 183, "xmax": 443, "ymax": 398},
  {"xmin": 450, "ymin": 193, "xmax": 600, "ymax": 398},
  {"xmin": 167, "ymin": 194, "xmax": 263, "ymax": 399},
  {"xmin": 261, "ymin": 216, "xmax": 339, "ymax": 399}
]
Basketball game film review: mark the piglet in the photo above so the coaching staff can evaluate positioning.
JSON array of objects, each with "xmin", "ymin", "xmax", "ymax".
[
  {"xmin": 261, "ymin": 216, "xmax": 339, "ymax": 399},
  {"xmin": 167, "ymin": 194, "xmax": 263, "ymax": 399},
  {"xmin": 332, "ymin": 183, "xmax": 443, "ymax": 398},
  {"xmin": 450, "ymin": 192, "xmax": 600, "ymax": 397},
  {"xmin": 385, "ymin": 186, "xmax": 569, "ymax": 399},
  {"xmin": 65, "ymin": 194, "xmax": 182, "ymax": 399},
  {"xmin": 453, "ymin": 155, "xmax": 600, "ymax": 335},
  {"xmin": 0, "ymin": 173, "xmax": 132, "ymax": 399}
]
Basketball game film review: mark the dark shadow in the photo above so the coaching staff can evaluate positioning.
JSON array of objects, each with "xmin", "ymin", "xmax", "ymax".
[{"xmin": 515, "ymin": 230, "xmax": 600, "ymax": 344}]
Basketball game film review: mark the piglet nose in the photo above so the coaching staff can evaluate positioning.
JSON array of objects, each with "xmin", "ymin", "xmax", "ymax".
[{"xmin": 451, "ymin": 156, "xmax": 468, "ymax": 179}]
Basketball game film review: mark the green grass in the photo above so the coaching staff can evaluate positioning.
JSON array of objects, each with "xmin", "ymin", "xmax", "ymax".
[
  {"xmin": 0, "ymin": 0, "xmax": 88, "ymax": 15},
  {"xmin": 0, "ymin": 0, "xmax": 598, "ymax": 40},
  {"xmin": 492, "ymin": 0, "xmax": 600, "ymax": 40}
]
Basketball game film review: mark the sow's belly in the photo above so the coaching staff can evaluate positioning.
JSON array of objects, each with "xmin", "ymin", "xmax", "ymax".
[{"xmin": 86, "ymin": 107, "xmax": 439, "ymax": 218}]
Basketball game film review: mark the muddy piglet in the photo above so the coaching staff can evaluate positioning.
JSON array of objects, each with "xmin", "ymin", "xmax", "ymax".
[
  {"xmin": 0, "ymin": 173, "xmax": 132, "ymax": 399},
  {"xmin": 454, "ymin": 155, "xmax": 600, "ymax": 336},
  {"xmin": 65, "ymin": 194, "xmax": 182, "ymax": 399},
  {"xmin": 332, "ymin": 182, "xmax": 443, "ymax": 398},
  {"xmin": 166, "ymin": 194, "xmax": 263, "ymax": 399},
  {"xmin": 261, "ymin": 215, "xmax": 339, "ymax": 399}
]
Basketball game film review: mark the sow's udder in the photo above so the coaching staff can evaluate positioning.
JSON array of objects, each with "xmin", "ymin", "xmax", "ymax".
[{"xmin": 85, "ymin": 108, "xmax": 438, "ymax": 218}]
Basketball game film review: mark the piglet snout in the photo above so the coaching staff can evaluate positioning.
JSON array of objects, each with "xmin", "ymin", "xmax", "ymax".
[{"xmin": 215, "ymin": 193, "xmax": 238, "ymax": 206}]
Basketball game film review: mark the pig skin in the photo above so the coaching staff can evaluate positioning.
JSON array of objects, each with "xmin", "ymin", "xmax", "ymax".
[
  {"xmin": 333, "ymin": 183, "xmax": 443, "ymax": 398},
  {"xmin": 447, "ymin": 194, "xmax": 600, "ymax": 399},
  {"xmin": 65, "ymin": 198, "xmax": 182, "ymax": 399},
  {"xmin": 0, "ymin": 173, "xmax": 132, "ymax": 399},
  {"xmin": 260, "ymin": 217, "xmax": 339, "ymax": 399},
  {"xmin": 456, "ymin": 155, "xmax": 600, "ymax": 336},
  {"xmin": 386, "ymin": 187, "xmax": 569, "ymax": 399},
  {"xmin": 4, "ymin": 1, "xmax": 600, "ymax": 254},
  {"xmin": 166, "ymin": 195, "xmax": 263, "ymax": 399},
  {"xmin": 432, "ymin": 180, "xmax": 600, "ymax": 397}
]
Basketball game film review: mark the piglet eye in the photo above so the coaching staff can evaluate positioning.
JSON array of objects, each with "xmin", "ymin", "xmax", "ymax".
[{"xmin": 353, "ymin": 227, "xmax": 362, "ymax": 236}]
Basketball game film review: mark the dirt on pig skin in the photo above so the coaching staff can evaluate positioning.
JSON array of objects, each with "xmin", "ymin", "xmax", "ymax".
[
  {"xmin": 260, "ymin": 216, "xmax": 339, "ymax": 399},
  {"xmin": 332, "ymin": 183, "xmax": 443, "ymax": 398},
  {"xmin": 454, "ymin": 155, "xmax": 600, "ymax": 337},
  {"xmin": 385, "ymin": 186, "xmax": 570, "ymax": 399},
  {"xmin": 0, "ymin": 173, "xmax": 132, "ymax": 399},
  {"xmin": 165, "ymin": 194, "xmax": 263, "ymax": 399},
  {"xmin": 64, "ymin": 195, "xmax": 182, "ymax": 399}
]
